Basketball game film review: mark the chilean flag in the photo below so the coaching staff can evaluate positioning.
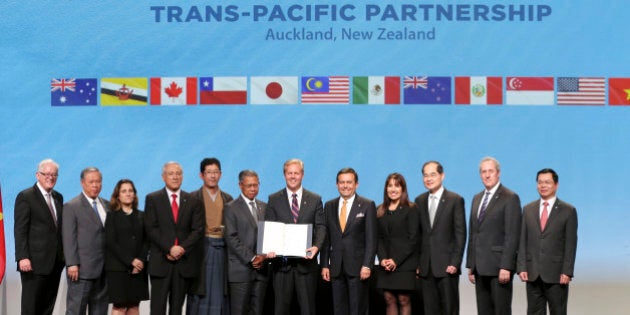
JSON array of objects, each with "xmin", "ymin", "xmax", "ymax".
[{"xmin": 199, "ymin": 77, "xmax": 247, "ymax": 105}]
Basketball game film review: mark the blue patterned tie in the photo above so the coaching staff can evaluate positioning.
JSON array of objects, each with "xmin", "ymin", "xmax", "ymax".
[{"xmin": 478, "ymin": 192, "xmax": 491, "ymax": 223}]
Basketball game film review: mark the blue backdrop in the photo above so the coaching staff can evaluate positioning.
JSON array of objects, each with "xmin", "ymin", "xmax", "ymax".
[{"xmin": 1, "ymin": 0, "xmax": 629, "ymax": 312}]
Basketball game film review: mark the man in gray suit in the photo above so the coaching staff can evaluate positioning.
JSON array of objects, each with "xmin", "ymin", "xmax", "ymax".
[
  {"xmin": 466, "ymin": 157, "xmax": 521, "ymax": 315},
  {"xmin": 517, "ymin": 168, "xmax": 578, "ymax": 315},
  {"xmin": 62, "ymin": 167, "xmax": 110, "ymax": 315},
  {"xmin": 265, "ymin": 158, "xmax": 326, "ymax": 315},
  {"xmin": 224, "ymin": 170, "xmax": 268, "ymax": 315},
  {"xmin": 415, "ymin": 161, "xmax": 466, "ymax": 315}
]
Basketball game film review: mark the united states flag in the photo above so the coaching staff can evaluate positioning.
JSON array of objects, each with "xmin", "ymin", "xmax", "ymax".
[{"xmin": 557, "ymin": 77, "xmax": 605, "ymax": 105}]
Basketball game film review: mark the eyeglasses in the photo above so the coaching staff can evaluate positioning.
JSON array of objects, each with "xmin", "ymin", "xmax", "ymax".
[{"xmin": 38, "ymin": 172, "xmax": 58, "ymax": 178}]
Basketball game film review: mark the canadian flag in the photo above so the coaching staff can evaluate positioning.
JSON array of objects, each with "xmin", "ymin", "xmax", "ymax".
[{"xmin": 150, "ymin": 77, "xmax": 197, "ymax": 105}]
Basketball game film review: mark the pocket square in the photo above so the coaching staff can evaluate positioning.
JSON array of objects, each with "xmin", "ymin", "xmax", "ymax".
[{"xmin": 356, "ymin": 212, "xmax": 365, "ymax": 218}]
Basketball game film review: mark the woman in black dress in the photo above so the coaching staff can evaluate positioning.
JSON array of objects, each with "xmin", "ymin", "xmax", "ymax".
[
  {"xmin": 105, "ymin": 179, "xmax": 149, "ymax": 315},
  {"xmin": 376, "ymin": 173, "xmax": 419, "ymax": 315}
]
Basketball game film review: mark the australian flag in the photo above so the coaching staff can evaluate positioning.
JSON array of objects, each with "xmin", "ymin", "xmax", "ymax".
[
  {"xmin": 51, "ymin": 78, "xmax": 98, "ymax": 106},
  {"xmin": 403, "ymin": 76, "xmax": 451, "ymax": 104}
]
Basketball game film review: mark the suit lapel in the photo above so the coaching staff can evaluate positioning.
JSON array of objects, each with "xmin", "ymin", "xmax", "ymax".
[
  {"xmin": 34, "ymin": 186, "xmax": 57, "ymax": 226},
  {"xmin": 331, "ymin": 199, "xmax": 342, "ymax": 233},
  {"xmin": 479, "ymin": 185, "xmax": 503, "ymax": 225},
  {"xmin": 344, "ymin": 196, "xmax": 363, "ymax": 233},
  {"xmin": 81, "ymin": 194, "xmax": 103, "ymax": 227},
  {"xmin": 238, "ymin": 196, "xmax": 257, "ymax": 228},
  {"xmin": 542, "ymin": 199, "xmax": 561, "ymax": 233},
  {"xmin": 432, "ymin": 191, "xmax": 447, "ymax": 229}
]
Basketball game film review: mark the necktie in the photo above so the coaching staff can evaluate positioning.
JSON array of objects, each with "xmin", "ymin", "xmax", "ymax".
[
  {"xmin": 249, "ymin": 201, "xmax": 258, "ymax": 222},
  {"xmin": 339, "ymin": 199, "xmax": 348, "ymax": 232},
  {"xmin": 478, "ymin": 191, "xmax": 491, "ymax": 223},
  {"xmin": 540, "ymin": 201, "xmax": 549, "ymax": 231},
  {"xmin": 429, "ymin": 195, "xmax": 437, "ymax": 227},
  {"xmin": 92, "ymin": 200, "xmax": 102, "ymax": 225},
  {"xmin": 291, "ymin": 193, "xmax": 299, "ymax": 223},
  {"xmin": 45, "ymin": 193, "xmax": 57, "ymax": 225},
  {"xmin": 171, "ymin": 194, "xmax": 179, "ymax": 223}
]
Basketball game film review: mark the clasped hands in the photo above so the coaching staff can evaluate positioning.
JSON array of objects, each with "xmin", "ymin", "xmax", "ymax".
[{"xmin": 166, "ymin": 245, "xmax": 185, "ymax": 261}]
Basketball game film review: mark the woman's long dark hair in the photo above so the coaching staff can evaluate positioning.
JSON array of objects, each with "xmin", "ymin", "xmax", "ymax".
[
  {"xmin": 110, "ymin": 179, "xmax": 139, "ymax": 211},
  {"xmin": 377, "ymin": 173, "xmax": 412, "ymax": 218}
]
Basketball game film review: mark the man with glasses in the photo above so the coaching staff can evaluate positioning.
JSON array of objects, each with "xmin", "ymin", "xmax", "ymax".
[{"xmin": 14, "ymin": 159, "xmax": 65, "ymax": 315}]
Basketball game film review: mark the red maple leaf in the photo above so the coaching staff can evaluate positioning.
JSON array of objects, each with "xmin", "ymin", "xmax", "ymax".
[{"xmin": 165, "ymin": 81, "xmax": 183, "ymax": 98}]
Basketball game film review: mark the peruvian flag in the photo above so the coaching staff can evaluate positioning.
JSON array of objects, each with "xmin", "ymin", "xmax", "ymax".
[
  {"xmin": 455, "ymin": 76, "xmax": 502, "ymax": 105},
  {"xmin": 150, "ymin": 77, "xmax": 197, "ymax": 105}
]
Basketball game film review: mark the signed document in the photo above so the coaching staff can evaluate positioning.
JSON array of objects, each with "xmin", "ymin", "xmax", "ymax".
[{"xmin": 257, "ymin": 221, "xmax": 312, "ymax": 257}]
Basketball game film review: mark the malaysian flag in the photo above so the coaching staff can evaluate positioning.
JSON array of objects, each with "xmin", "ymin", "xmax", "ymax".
[
  {"xmin": 557, "ymin": 77, "xmax": 605, "ymax": 105},
  {"xmin": 301, "ymin": 76, "xmax": 349, "ymax": 104}
]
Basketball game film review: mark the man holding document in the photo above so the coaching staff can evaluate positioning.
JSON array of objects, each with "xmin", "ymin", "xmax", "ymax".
[{"xmin": 264, "ymin": 159, "xmax": 327, "ymax": 315}]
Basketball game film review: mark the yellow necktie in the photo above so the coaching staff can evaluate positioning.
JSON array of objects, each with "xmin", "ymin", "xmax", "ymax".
[{"xmin": 340, "ymin": 199, "xmax": 348, "ymax": 232}]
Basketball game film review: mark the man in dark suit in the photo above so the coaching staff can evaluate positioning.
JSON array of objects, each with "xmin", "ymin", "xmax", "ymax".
[
  {"xmin": 62, "ymin": 166, "xmax": 110, "ymax": 315},
  {"xmin": 14, "ymin": 159, "xmax": 64, "ymax": 315},
  {"xmin": 187, "ymin": 157, "xmax": 233, "ymax": 315},
  {"xmin": 224, "ymin": 170, "xmax": 269, "ymax": 315},
  {"xmin": 466, "ymin": 157, "xmax": 522, "ymax": 315},
  {"xmin": 321, "ymin": 167, "xmax": 377, "ymax": 315},
  {"xmin": 415, "ymin": 161, "xmax": 466, "ymax": 315},
  {"xmin": 265, "ymin": 158, "xmax": 326, "ymax": 315},
  {"xmin": 517, "ymin": 168, "xmax": 577, "ymax": 315},
  {"xmin": 145, "ymin": 161, "xmax": 205, "ymax": 315}
]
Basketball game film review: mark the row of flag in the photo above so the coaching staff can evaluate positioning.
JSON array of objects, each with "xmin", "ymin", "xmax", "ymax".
[{"xmin": 50, "ymin": 76, "xmax": 630, "ymax": 106}]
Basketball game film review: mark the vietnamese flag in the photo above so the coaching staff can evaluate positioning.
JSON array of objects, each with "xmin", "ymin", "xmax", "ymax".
[
  {"xmin": 608, "ymin": 78, "xmax": 630, "ymax": 105},
  {"xmin": 455, "ymin": 76, "xmax": 502, "ymax": 105}
]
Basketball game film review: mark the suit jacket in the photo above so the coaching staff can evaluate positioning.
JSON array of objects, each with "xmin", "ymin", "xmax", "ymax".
[
  {"xmin": 376, "ymin": 204, "xmax": 419, "ymax": 273},
  {"xmin": 14, "ymin": 184, "xmax": 64, "ymax": 274},
  {"xmin": 62, "ymin": 193, "xmax": 110, "ymax": 279},
  {"xmin": 189, "ymin": 187, "xmax": 233, "ymax": 296},
  {"xmin": 320, "ymin": 194, "xmax": 377, "ymax": 278},
  {"xmin": 466, "ymin": 184, "xmax": 522, "ymax": 276},
  {"xmin": 416, "ymin": 189, "xmax": 466, "ymax": 277},
  {"xmin": 265, "ymin": 188, "xmax": 326, "ymax": 273},
  {"xmin": 517, "ymin": 198, "xmax": 577, "ymax": 283},
  {"xmin": 224, "ymin": 195, "xmax": 268, "ymax": 282},
  {"xmin": 105, "ymin": 209, "xmax": 148, "ymax": 272},
  {"xmin": 144, "ymin": 188, "xmax": 205, "ymax": 278},
  {"xmin": 191, "ymin": 187, "xmax": 234, "ymax": 216}
]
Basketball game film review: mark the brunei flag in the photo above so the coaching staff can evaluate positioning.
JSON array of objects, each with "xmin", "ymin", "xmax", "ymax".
[{"xmin": 101, "ymin": 78, "xmax": 148, "ymax": 106}]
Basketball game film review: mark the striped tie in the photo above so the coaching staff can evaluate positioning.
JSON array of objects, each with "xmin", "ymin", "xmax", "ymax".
[{"xmin": 291, "ymin": 193, "xmax": 299, "ymax": 223}]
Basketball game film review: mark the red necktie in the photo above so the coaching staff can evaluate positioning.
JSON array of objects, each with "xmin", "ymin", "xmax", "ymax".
[
  {"xmin": 540, "ymin": 201, "xmax": 549, "ymax": 231},
  {"xmin": 171, "ymin": 194, "xmax": 179, "ymax": 223},
  {"xmin": 171, "ymin": 194, "xmax": 179, "ymax": 245}
]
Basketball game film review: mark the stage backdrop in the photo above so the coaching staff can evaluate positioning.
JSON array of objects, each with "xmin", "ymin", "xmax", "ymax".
[{"xmin": 1, "ymin": 1, "xmax": 629, "ymax": 314}]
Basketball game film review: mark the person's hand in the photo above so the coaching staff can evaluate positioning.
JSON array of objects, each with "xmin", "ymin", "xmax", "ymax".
[
  {"xmin": 468, "ymin": 269, "xmax": 475, "ymax": 284},
  {"xmin": 415, "ymin": 268, "xmax": 421, "ymax": 279},
  {"xmin": 519, "ymin": 272, "xmax": 529, "ymax": 282},
  {"xmin": 169, "ymin": 245, "xmax": 185, "ymax": 260},
  {"xmin": 305, "ymin": 246, "xmax": 318, "ymax": 259},
  {"xmin": 360, "ymin": 266, "xmax": 371, "ymax": 280},
  {"xmin": 267, "ymin": 251, "xmax": 276, "ymax": 259},
  {"xmin": 18, "ymin": 259, "xmax": 32, "ymax": 272},
  {"xmin": 252, "ymin": 254, "xmax": 266, "ymax": 269},
  {"xmin": 446, "ymin": 265, "xmax": 458, "ymax": 274},
  {"xmin": 131, "ymin": 259, "xmax": 144, "ymax": 271},
  {"xmin": 321, "ymin": 267, "xmax": 330, "ymax": 281},
  {"xmin": 67, "ymin": 265, "xmax": 79, "ymax": 281},
  {"xmin": 498, "ymin": 269, "xmax": 511, "ymax": 284},
  {"xmin": 560, "ymin": 274, "xmax": 571, "ymax": 285}
]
